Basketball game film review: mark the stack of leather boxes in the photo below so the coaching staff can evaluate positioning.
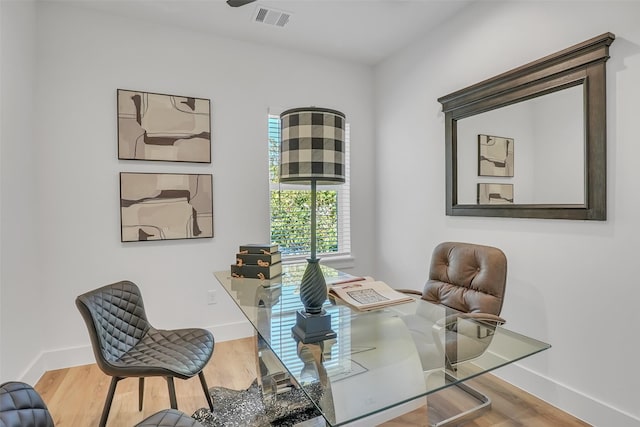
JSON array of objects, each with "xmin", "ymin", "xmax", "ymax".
[{"xmin": 231, "ymin": 243, "xmax": 282, "ymax": 279}]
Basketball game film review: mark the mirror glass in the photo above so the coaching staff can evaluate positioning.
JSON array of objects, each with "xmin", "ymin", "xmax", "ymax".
[
  {"xmin": 439, "ymin": 32, "xmax": 613, "ymax": 219},
  {"xmin": 456, "ymin": 84, "xmax": 585, "ymax": 205}
]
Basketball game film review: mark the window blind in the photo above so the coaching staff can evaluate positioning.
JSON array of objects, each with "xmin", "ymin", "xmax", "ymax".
[{"xmin": 269, "ymin": 115, "xmax": 351, "ymax": 258}]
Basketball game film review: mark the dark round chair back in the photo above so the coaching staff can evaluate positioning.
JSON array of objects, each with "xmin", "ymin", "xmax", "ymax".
[{"xmin": 0, "ymin": 382, "xmax": 55, "ymax": 427}]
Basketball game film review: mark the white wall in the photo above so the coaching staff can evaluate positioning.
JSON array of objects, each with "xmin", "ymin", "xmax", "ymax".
[
  {"xmin": 375, "ymin": 1, "xmax": 640, "ymax": 426},
  {"xmin": 0, "ymin": 1, "xmax": 42, "ymax": 383},
  {"xmin": 0, "ymin": 1, "xmax": 376, "ymax": 383}
]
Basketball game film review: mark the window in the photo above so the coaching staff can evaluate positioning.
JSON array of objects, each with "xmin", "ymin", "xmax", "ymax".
[{"xmin": 268, "ymin": 115, "xmax": 351, "ymax": 260}]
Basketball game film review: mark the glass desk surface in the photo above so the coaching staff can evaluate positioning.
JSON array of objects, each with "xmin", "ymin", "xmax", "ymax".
[{"xmin": 215, "ymin": 264, "xmax": 550, "ymax": 426}]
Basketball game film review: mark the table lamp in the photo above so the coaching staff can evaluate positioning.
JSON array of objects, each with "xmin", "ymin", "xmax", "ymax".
[{"xmin": 279, "ymin": 107, "xmax": 345, "ymax": 343}]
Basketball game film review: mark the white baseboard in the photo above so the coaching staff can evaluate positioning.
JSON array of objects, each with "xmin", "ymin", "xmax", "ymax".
[
  {"xmin": 20, "ymin": 320, "xmax": 255, "ymax": 386},
  {"xmin": 494, "ymin": 363, "xmax": 640, "ymax": 427},
  {"xmin": 207, "ymin": 320, "xmax": 255, "ymax": 343},
  {"xmin": 19, "ymin": 344, "xmax": 97, "ymax": 387}
]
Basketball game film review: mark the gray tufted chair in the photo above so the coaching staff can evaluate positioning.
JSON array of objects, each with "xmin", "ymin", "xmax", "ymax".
[
  {"xmin": 76, "ymin": 281, "xmax": 215, "ymax": 427},
  {"xmin": 0, "ymin": 382, "xmax": 54, "ymax": 427}
]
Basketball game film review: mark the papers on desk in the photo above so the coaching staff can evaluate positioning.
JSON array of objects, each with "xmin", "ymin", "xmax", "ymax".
[{"xmin": 328, "ymin": 277, "xmax": 414, "ymax": 311}]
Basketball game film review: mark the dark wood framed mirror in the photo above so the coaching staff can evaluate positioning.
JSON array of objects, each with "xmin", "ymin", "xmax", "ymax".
[{"xmin": 438, "ymin": 33, "xmax": 615, "ymax": 220}]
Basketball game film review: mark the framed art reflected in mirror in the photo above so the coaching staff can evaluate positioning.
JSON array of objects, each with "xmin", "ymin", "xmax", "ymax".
[
  {"xmin": 478, "ymin": 134, "xmax": 514, "ymax": 177},
  {"xmin": 478, "ymin": 183, "xmax": 513, "ymax": 205}
]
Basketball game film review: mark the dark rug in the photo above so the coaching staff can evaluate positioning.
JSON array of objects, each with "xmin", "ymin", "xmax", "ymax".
[{"xmin": 191, "ymin": 380, "xmax": 322, "ymax": 427}]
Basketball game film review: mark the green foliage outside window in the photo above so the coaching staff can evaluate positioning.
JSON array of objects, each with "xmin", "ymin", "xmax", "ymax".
[{"xmin": 270, "ymin": 190, "xmax": 338, "ymax": 256}]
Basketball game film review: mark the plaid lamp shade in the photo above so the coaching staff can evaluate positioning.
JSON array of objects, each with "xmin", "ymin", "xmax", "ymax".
[{"xmin": 279, "ymin": 107, "xmax": 346, "ymax": 185}]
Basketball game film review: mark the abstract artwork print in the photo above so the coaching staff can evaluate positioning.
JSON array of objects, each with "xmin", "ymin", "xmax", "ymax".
[
  {"xmin": 478, "ymin": 134, "xmax": 514, "ymax": 177},
  {"xmin": 120, "ymin": 173, "xmax": 213, "ymax": 242},
  {"xmin": 118, "ymin": 89, "xmax": 211, "ymax": 163},
  {"xmin": 478, "ymin": 183, "xmax": 514, "ymax": 204}
]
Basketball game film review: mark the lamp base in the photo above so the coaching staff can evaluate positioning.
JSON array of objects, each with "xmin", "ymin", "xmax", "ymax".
[
  {"xmin": 291, "ymin": 310, "xmax": 336, "ymax": 344},
  {"xmin": 299, "ymin": 258, "xmax": 327, "ymax": 314}
]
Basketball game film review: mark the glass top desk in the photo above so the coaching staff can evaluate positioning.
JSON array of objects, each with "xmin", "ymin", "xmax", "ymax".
[{"xmin": 214, "ymin": 264, "xmax": 550, "ymax": 426}]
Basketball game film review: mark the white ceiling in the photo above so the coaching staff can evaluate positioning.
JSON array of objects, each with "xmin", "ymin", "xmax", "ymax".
[{"xmin": 61, "ymin": 0, "xmax": 473, "ymax": 65}]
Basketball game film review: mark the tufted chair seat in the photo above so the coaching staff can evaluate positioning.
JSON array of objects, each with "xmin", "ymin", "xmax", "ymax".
[
  {"xmin": 0, "ymin": 382, "xmax": 54, "ymax": 427},
  {"xmin": 76, "ymin": 281, "xmax": 215, "ymax": 427}
]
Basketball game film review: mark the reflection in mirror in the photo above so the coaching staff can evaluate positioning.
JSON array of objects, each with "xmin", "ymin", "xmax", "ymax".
[{"xmin": 457, "ymin": 84, "xmax": 585, "ymax": 205}]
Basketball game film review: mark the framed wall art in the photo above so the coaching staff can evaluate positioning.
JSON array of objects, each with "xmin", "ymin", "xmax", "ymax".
[
  {"xmin": 477, "ymin": 183, "xmax": 514, "ymax": 205},
  {"xmin": 118, "ymin": 89, "xmax": 211, "ymax": 163},
  {"xmin": 120, "ymin": 172, "xmax": 213, "ymax": 242},
  {"xmin": 478, "ymin": 134, "xmax": 514, "ymax": 177}
]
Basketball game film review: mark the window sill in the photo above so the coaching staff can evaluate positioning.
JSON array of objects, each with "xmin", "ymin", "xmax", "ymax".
[{"xmin": 282, "ymin": 254, "xmax": 355, "ymax": 270}]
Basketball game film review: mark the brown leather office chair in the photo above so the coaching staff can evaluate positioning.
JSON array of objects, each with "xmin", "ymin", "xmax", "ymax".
[
  {"xmin": 0, "ymin": 381, "xmax": 54, "ymax": 427},
  {"xmin": 403, "ymin": 241, "xmax": 507, "ymax": 427},
  {"xmin": 76, "ymin": 281, "xmax": 215, "ymax": 427}
]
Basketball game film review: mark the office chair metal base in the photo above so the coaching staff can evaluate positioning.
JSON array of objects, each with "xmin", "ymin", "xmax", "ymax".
[{"xmin": 428, "ymin": 377, "xmax": 491, "ymax": 427}]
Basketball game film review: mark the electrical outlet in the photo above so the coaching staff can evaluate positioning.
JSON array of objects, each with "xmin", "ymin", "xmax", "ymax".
[{"xmin": 207, "ymin": 290, "xmax": 217, "ymax": 305}]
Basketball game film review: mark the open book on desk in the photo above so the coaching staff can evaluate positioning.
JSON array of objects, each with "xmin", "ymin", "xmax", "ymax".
[{"xmin": 328, "ymin": 277, "xmax": 415, "ymax": 311}]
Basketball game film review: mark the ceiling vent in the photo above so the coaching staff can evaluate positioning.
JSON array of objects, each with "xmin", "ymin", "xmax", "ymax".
[{"xmin": 252, "ymin": 6, "xmax": 291, "ymax": 28}]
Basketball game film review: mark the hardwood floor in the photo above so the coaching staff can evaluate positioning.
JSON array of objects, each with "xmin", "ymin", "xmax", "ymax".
[{"xmin": 34, "ymin": 337, "xmax": 590, "ymax": 426}]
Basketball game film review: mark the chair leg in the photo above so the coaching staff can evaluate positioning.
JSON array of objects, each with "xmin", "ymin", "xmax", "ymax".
[
  {"xmin": 166, "ymin": 377, "xmax": 178, "ymax": 409},
  {"xmin": 138, "ymin": 377, "xmax": 144, "ymax": 411},
  {"xmin": 198, "ymin": 371, "xmax": 214, "ymax": 412},
  {"xmin": 99, "ymin": 376, "xmax": 121, "ymax": 427}
]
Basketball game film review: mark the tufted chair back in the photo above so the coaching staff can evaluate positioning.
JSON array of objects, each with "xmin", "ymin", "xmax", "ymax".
[
  {"xmin": 423, "ymin": 242, "xmax": 507, "ymax": 316},
  {"xmin": 76, "ymin": 280, "xmax": 151, "ymax": 375},
  {"xmin": 0, "ymin": 382, "xmax": 54, "ymax": 427}
]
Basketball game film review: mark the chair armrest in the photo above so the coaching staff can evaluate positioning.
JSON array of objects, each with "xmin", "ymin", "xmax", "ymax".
[{"xmin": 436, "ymin": 312, "xmax": 506, "ymax": 328}]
